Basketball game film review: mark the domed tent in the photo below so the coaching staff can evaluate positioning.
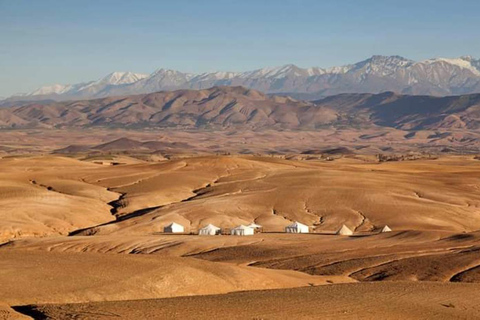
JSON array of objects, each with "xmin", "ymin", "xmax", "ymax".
[
  {"xmin": 199, "ymin": 224, "xmax": 221, "ymax": 235},
  {"xmin": 285, "ymin": 221, "xmax": 309, "ymax": 233},
  {"xmin": 380, "ymin": 225, "xmax": 392, "ymax": 233},
  {"xmin": 336, "ymin": 224, "xmax": 353, "ymax": 236},
  {"xmin": 164, "ymin": 222, "xmax": 184, "ymax": 233},
  {"xmin": 230, "ymin": 225, "xmax": 255, "ymax": 236}
]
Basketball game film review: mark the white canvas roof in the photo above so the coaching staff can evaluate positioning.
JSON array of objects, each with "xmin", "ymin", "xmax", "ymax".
[
  {"xmin": 381, "ymin": 225, "xmax": 392, "ymax": 232},
  {"xmin": 166, "ymin": 222, "xmax": 183, "ymax": 228},
  {"xmin": 232, "ymin": 225, "xmax": 253, "ymax": 230},
  {"xmin": 287, "ymin": 221, "xmax": 308, "ymax": 229},
  {"xmin": 336, "ymin": 224, "xmax": 353, "ymax": 235},
  {"xmin": 246, "ymin": 223, "xmax": 262, "ymax": 229},
  {"xmin": 231, "ymin": 225, "xmax": 255, "ymax": 236},
  {"xmin": 285, "ymin": 221, "xmax": 309, "ymax": 233},
  {"xmin": 164, "ymin": 222, "xmax": 185, "ymax": 233},
  {"xmin": 200, "ymin": 224, "xmax": 220, "ymax": 231},
  {"xmin": 199, "ymin": 223, "xmax": 221, "ymax": 235}
]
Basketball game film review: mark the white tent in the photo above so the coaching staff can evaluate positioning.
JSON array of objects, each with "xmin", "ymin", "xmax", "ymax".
[
  {"xmin": 285, "ymin": 221, "xmax": 309, "ymax": 233},
  {"xmin": 164, "ymin": 222, "xmax": 185, "ymax": 233},
  {"xmin": 198, "ymin": 224, "xmax": 221, "ymax": 235},
  {"xmin": 336, "ymin": 224, "xmax": 353, "ymax": 236},
  {"xmin": 246, "ymin": 223, "xmax": 262, "ymax": 229},
  {"xmin": 230, "ymin": 225, "xmax": 255, "ymax": 236},
  {"xmin": 380, "ymin": 225, "xmax": 392, "ymax": 233}
]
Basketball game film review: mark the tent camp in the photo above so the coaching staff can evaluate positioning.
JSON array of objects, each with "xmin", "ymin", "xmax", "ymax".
[
  {"xmin": 380, "ymin": 225, "xmax": 392, "ymax": 233},
  {"xmin": 164, "ymin": 222, "xmax": 185, "ymax": 233},
  {"xmin": 285, "ymin": 221, "xmax": 309, "ymax": 233},
  {"xmin": 246, "ymin": 223, "xmax": 262, "ymax": 230},
  {"xmin": 198, "ymin": 224, "xmax": 221, "ymax": 235},
  {"xmin": 230, "ymin": 225, "xmax": 255, "ymax": 236},
  {"xmin": 336, "ymin": 224, "xmax": 353, "ymax": 236}
]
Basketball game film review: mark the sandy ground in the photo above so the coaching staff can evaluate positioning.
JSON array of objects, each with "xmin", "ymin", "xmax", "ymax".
[
  {"xmin": 2, "ymin": 154, "xmax": 480, "ymax": 319},
  {"xmin": 3, "ymin": 231, "xmax": 480, "ymax": 287},
  {"xmin": 3, "ymin": 154, "xmax": 480, "ymax": 242},
  {"xmin": 0, "ymin": 304, "xmax": 30, "ymax": 320},
  {"xmin": 0, "ymin": 248, "xmax": 351, "ymax": 307},
  {"xmin": 15, "ymin": 282, "xmax": 480, "ymax": 320}
]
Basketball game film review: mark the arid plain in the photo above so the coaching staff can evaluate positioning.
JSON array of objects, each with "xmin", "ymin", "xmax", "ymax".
[
  {"xmin": 1, "ymin": 134, "xmax": 480, "ymax": 319},
  {"xmin": 3, "ymin": 0, "xmax": 480, "ymax": 317}
]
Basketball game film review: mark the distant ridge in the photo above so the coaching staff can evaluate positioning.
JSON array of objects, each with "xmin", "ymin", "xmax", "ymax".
[
  {"xmin": 91, "ymin": 138, "xmax": 191, "ymax": 151},
  {"xmin": 4, "ymin": 55, "xmax": 480, "ymax": 103},
  {"xmin": 2, "ymin": 86, "xmax": 480, "ymax": 134},
  {"xmin": 53, "ymin": 138, "xmax": 193, "ymax": 154}
]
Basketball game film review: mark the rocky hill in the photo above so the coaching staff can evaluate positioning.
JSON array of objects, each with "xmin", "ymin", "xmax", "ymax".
[{"xmin": 2, "ymin": 86, "xmax": 480, "ymax": 133}]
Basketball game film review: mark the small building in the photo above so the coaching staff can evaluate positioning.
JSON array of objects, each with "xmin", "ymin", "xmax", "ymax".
[
  {"xmin": 246, "ymin": 223, "xmax": 262, "ymax": 230},
  {"xmin": 285, "ymin": 221, "xmax": 309, "ymax": 233},
  {"xmin": 380, "ymin": 225, "xmax": 392, "ymax": 233},
  {"xmin": 164, "ymin": 222, "xmax": 185, "ymax": 233},
  {"xmin": 230, "ymin": 225, "xmax": 255, "ymax": 236},
  {"xmin": 199, "ymin": 224, "xmax": 221, "ymax": 236},
  {"xmin": 336, "ymin": 224, "xmax": 353, "ymax": 236}
]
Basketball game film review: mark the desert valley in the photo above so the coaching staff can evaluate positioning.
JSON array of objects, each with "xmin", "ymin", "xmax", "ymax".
[
  {"xmin": 3, "ymin": 2, "xmax": 480, "ymax": 318},
  {"xmin": 1, "ymin": 85, "xmax": 480, "ymax": 319}
]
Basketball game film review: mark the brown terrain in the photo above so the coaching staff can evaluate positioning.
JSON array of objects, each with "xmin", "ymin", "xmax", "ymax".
[
  {"xmin": 2, "ymin": 87, "xmax": 480, "ymax": 158},
  {"xmin": 12, "ymin": 283, "xmax": 480, "ymax": 320},
  {"xmin": 1, "ymin": 151, "xmax": 480, "ymax": 319},
  {"xmin": 2, "ymin": 86, "xmax": 480, "ymax": 132},
  {"xmin": 1, "ymin": 88, "xmax": 480, "ymax": 319}
]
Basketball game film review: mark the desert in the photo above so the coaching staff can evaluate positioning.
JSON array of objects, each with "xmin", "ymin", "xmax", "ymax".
[
  {"xmin": 2, "ymin": 88, "xmax": 480, "ymax": 320},
  {"xmin": 3, "ymin": 1, "xmax": 480, "ymax": 318},
  {"xmin": 1, "ymin": 149, "xmax": 480, "ymax": 319}
]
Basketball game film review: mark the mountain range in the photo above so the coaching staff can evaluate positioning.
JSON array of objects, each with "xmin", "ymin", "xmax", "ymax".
[
  {"xmin": 2, "ymin": 86, "xmax": 480, "ymax": 133},
  {"xmin": 4, "ymin": 55, "xmax": 480, "ymax": 103}
]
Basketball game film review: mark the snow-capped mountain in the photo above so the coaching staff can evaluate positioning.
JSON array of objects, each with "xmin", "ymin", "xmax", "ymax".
[
  {"xmin": 238, "ymin": 64, "xmax": 325, "ymax": 79},
  {"xmin": 86, "ymin": 72, "xmax": 148, "ymax": 87},
  {"xmin": 112, "ymin": 69, "xmax": 194, "ymax": 95},
  {"xmin": 6, "ymin": 55, "xmax": 480, "ymax": 102},
  {"xmin": 19, "ymin": 83, "xmax": 83, "ymax": 97},
  {"xmin": 9, "ymin": 72, "xmax": 148, "ymax": 101},
  {"xmin": 29, "ymin": 84, "xmax": 71, "ymax": 96}
]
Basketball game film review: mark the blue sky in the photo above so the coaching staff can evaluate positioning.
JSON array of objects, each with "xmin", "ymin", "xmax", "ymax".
[{"xmin": 1, "ymin": 0, "xmax": 480, "ymax": 96}]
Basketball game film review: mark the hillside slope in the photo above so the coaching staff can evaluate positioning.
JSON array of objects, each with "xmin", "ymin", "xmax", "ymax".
[{"xmin": 2, "ymin": 87, "xmax": 480, "ymax": 133}]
